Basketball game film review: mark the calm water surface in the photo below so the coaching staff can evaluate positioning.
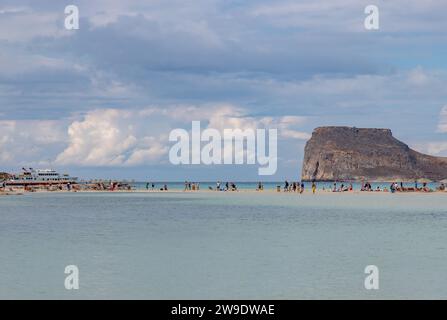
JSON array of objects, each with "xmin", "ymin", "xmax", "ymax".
[{"xmin": 1, "ymin": 192, "xmax": 447, "ymax": 299}]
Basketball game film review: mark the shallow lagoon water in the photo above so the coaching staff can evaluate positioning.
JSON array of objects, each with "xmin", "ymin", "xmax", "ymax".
[{"xmin": 1, "ymin": 191, "xmax": 447, "ymax": 299}]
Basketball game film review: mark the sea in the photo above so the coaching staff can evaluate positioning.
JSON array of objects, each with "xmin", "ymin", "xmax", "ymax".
[{"xmin": 1, "ymin": 189, "xmax": 447, "ymax": 299}]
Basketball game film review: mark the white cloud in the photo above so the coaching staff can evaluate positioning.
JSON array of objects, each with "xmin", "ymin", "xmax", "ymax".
[
  {"xmin": 249, "ymin": 0, "xmax": 447, "ymax": 32},
  {"xmin": 0, "ymin": 120, "xmax": 66, "ymax": 165},
  {"xmin": 407, "ymin": 67, "xmax": 431, "ymax": 86},
  {"xmin": 426, "ymin": 142, "xmax": 447, "ymax": 156},
  {"xmin": 0, "ymin": 6, "xmax": 29, "ymax": 14},
  {"xmin": 250, "ymin": 0, "xmax": 361, "ymax": 31},
  {"xmin": 204, "ymin": 105, "xmax": 310, "ymax": 140},
  {"xmin": 55, "ymin": 109, "xmax": 166, "ymax": 166},
  {"xmin": 276, "ymin": 116, "xmax": 310, "ymax": 140},
  {"xmin": 49, "ymin": 104, "xmax": 310, "ymax": 167},
  {"xmin": 413, "ymin": 141, "xmax": 447, "ymax": 157},
  {"xmin": 0, "ymin": 8, "xmax": 68, "ymax": 42}
]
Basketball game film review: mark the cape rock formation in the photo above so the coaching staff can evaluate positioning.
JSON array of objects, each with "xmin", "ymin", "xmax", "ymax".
[{"xmin": 301, "ymin": 127, "xmax": 447, "ymax": 182}]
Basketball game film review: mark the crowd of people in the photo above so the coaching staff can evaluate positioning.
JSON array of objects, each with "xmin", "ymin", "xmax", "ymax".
[
  {"xmin": 214, "ymin": 181, "xmax": 238, "ymax": 191},
  {"xmin": 184, "ymin": 181, "xmax": 200, "ymax": 191},
  {"xmin": 279, "ymin": 181, "xmax": 307, "ymax": 193},
  {"xmin": 141, "ymin": 180, "xmax": 447, "ymax": 193},
  {"xmin": 145, "ymin": 182, "xmax": 168, "ymax": 191},
  {"xmin": 3, "ymin": 179, "xmax": 447, "ymax": 194},
  {"xmin": 273, "ymin": 180, "xmax": 446, "ymax": 193},
  {"xmin": 361, "ymin": 181, "xmax": 446, "ymax": 193}
]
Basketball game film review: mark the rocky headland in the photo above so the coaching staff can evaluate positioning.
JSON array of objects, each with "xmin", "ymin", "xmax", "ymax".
[{"xmin": 301, "ymin": 126, "xmax": 447, "ymax": 182}]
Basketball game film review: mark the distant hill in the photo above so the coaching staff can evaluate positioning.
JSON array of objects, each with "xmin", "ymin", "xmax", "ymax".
[{"xmin": 301, "ymin": 126, "xmax": 447, "ymax": 182}]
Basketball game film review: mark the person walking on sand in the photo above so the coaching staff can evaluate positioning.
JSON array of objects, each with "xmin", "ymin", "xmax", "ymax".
[
  {"xmin": 300, "ymin": 182, "xmax": 304, "ymax": 194},
  {"xmin": 312, "ymin": 182, "xmax": 316, "ymax": 194}
]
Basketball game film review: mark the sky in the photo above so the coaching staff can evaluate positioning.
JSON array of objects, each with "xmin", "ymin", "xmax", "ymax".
[{"xmin": 0, "ymin": 0, "xmax": 447, "ymax": 181}]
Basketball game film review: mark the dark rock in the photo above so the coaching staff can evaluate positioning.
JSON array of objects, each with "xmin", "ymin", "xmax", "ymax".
[{"xmin": 301, "ymin": 126, "xmax": 447, "ymax": 182}]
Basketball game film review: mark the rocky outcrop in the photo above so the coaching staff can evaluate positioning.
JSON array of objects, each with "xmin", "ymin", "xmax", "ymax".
[
  {"xmin": 301, "ymin": 126, "xmax": 447, "ymax": 182},
  {"xmin": 0, "ymin": 172, "xmax": 10, "ymax": 181}
]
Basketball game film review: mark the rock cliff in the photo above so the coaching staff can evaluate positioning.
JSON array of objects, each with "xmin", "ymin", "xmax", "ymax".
[{"xmin": 301, "ymin": 126, "xmax": 447, "ymax": 182}]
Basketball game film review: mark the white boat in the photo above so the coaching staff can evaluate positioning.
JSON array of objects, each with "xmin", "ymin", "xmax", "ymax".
[{"xmin": 6, "ymin": 168, "xmax": 78, "ymax": 186}]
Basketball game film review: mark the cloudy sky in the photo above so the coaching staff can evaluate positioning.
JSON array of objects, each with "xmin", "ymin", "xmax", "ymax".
[{"xmin": 0, "ymin": 0, "xmax": 446, "ymax": 181}]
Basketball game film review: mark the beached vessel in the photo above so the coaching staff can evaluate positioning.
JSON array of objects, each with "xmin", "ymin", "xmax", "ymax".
[{"xmin": 5, "ymin": 168, "xmax": 78, "ymax": 186}]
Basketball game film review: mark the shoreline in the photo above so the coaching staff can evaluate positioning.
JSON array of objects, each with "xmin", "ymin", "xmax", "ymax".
[{"xmin": 1, "ymin": 188, "xmax": 446, "ymax": 196}]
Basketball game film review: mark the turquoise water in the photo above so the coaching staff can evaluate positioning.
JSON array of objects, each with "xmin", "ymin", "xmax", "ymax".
[{"xmin": 1, "ymin": 191, "xmax": 447, "ymax": 299}]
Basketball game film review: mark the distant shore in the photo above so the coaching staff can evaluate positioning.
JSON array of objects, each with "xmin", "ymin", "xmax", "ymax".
[
  {"xmin": 1, "ymin": 187, "xmax": 446, "ymax": 196},
  {"xmin": 2, "ymin": 178, "xmax": 447, "ymax": 196}
]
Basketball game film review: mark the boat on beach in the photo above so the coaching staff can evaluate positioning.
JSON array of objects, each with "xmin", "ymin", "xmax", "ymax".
[{"xmin": 4, "ymin": 168, "xmax": 78, "ymax": 186}]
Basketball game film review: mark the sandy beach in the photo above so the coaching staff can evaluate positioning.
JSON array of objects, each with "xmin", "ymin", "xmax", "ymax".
[{"xmin": 1, "ymin": 186, "xmax": 446, "ymax": 196}]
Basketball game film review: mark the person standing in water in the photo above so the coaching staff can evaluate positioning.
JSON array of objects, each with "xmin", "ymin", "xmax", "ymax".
[{"xmin": 312, "ymin": 182, "xmax": 316, "ymax": 194}]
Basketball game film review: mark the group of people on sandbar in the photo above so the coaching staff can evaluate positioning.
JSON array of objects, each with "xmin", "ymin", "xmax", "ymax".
[
  {"xmin": 280, "ymin": 181, "xmax": 307, "ymax": 193},
  {"xmin": 184, "ymin": 181, "xmax": 200, "ymax": 191},
  {"xmin": 213, "ymin": 181, "xmax": 238, "ymax": 191},
  {"xmin": 324, "ymin": 182, "xmax": 354, "ymax": 192},
  {"xmin": 145, "ymin": 182, "xmax": 168, "ymax": 191},
  {"xmin": 361, "ymin": 181, "xmax": 445, "ymax": 193},
  {"xmin": 389, "ymin": 181, "xmax": 440, "ymax": 193}
]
